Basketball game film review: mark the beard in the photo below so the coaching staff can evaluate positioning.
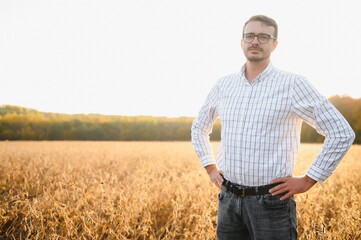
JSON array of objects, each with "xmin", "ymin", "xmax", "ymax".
[
  {"xmin": 246, "ymin": 55, "xmax": 264, "ymax": 62},
  {"xmin": 243, "ymin": 45, "xmax": 274, "ymax": 63},
  {"xmin": 244, "ymin": 47, "xmax": 265, "ymax": 62}
]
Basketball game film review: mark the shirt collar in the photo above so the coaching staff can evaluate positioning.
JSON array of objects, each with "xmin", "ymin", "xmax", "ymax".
[{"xmin": 240, "ymin": 63, "xmax": 274, "ymax": 85}]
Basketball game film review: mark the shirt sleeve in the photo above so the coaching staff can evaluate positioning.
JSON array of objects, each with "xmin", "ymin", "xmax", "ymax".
[
  {"xmin": 291, "ymin": 76, "xmax": 355, "ymax": 182},
  {"xmin": 191, "ymin": 81, "xmax": 220, "ymax": 168}
]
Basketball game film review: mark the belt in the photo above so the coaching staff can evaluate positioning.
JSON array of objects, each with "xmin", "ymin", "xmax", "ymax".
[{"xmin": 222, "ymin": 178, "xmax": 279, "ymax": 197}]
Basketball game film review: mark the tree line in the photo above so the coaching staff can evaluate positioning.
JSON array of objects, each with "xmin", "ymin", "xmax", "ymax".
[{"xmin": 0, "ymin": 95, "xmax": 360, "ymax": 143}]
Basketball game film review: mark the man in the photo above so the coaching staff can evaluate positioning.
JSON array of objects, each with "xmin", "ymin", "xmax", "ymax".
[{"xmin": 191, "ymin": 15, "xmax": 355, "ymax": 240}]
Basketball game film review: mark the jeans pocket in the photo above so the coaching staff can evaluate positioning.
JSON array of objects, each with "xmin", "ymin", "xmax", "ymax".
[
  {"xmin": 218, "ymin": 186, "xmax": 226, "ymax": 200},
  {"xmin": 260, "ymin": 194, "xmax": 289, "ymax": 209}
]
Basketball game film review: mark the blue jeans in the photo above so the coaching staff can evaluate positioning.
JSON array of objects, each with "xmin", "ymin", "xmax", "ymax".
[{"xmin": 217, "ymin": 186, "xmax": 297, "ymax": 240}]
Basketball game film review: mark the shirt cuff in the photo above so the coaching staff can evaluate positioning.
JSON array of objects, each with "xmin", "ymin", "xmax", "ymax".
[
  {"xmin": 306, "ymin": 164, "xmax": 332, "ymax": 182},
  {"xmin": 200, "ymin": 155, "xmax": 217, "ymax": 168}
]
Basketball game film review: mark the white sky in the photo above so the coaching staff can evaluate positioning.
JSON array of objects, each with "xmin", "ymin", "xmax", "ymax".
[{"xmin": 1, "ymin": 0, "xmax": 360, "ymax": 117}]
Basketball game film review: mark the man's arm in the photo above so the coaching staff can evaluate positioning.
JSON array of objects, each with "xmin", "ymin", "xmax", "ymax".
[
  {"xmin": 270, "ymin": 77, "xmax": 355, "ymax": 200},
  {"xmin": 191, "ymin": 82, "xmax": 221, "ymax": 184},
  {"xmin": 293, "ymin": 77, "xmax": 355, "ymax": 182}
]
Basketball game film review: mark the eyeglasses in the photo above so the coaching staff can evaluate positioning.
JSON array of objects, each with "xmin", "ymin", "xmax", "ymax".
[{"xmin": 243, "ymin": 33, "xmax": 276, "ymax": 44}]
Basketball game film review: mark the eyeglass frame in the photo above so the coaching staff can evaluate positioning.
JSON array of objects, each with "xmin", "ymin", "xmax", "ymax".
[{"xmin": 242, "ymin": 33, "xmax": 277, "ymax": 44}]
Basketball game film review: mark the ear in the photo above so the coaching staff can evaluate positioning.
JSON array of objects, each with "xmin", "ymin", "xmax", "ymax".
[
  {"xmin": 241, "ymin": 39, "xmax": 244, "ymax": 48},
  {"xmin": 272, "ymin": 40, "xmax": 278, "ymax": 51}
]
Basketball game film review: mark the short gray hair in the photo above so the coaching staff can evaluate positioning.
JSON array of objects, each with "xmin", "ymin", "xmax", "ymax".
[{"xmin": 243, "ymin": 15, "xmax": 278, "ymax": 39}]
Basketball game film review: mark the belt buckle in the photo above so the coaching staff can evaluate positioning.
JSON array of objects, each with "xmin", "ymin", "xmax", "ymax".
[{"xmin": 239, "ymin": 188, "xmax": 245, "ymax": 197}]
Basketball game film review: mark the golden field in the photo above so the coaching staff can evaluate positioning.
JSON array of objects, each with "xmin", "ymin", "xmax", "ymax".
[{"xmin": 0, "ymin": 141, "xmax": 360, "ymax": 240}]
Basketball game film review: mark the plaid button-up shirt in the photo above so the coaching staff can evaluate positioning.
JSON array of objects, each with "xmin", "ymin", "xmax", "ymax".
[{"xmin": 191, "ymin": 63, "xmax": 355, "ymax": 186}]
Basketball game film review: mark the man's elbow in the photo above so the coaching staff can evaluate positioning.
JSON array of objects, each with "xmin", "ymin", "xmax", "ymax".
[
  {"xmin": 348, "ymin": 129, "xmax": 356, "ymax": 144},
  {"xmin": 191, "ymin": 124, "xmax": 202, "ymax": 142},
  {"xmin": 341, "ymin": 127, "xmax": 356, "ymax": 146}
]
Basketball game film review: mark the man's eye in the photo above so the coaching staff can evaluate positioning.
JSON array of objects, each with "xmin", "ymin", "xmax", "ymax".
[
  {"xmin": 258, "ymin": 34, "xmax": 270, "ymax": 40},
  {"xmin": 244, "ymin": 34, "xmax": 255, "ymax": 38}
]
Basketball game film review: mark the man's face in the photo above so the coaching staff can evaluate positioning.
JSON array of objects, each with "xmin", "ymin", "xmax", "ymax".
[{"xmin": 241, "ymin": 21, "xmax": 278, "ymax": 63}]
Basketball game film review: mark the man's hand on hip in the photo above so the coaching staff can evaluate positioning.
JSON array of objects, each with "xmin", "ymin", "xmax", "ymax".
[
  {"xmin": 205, "ymin": 164, "xmax": 224, "ymax": 189},
  {"xmin": 269, "ymin": 175, "xmax": 317, "ymax": 200}
]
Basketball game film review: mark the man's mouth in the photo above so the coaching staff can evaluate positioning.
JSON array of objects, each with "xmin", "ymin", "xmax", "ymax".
[{"xmin": 248, "ymin": 47, "xmax": 262, "ymax": 52}]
